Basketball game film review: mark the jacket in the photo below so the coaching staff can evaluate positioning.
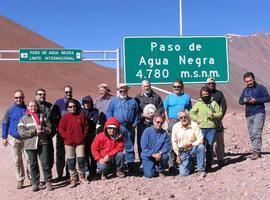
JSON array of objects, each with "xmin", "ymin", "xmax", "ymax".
[
  {"xmin": 106, "ymin": 96, "xmax": 140, "ymax": 127},
  {"xmin": 239, "ymin": 82, "xmax": 270, "ymax": 117},
  {"xmin": 91, "ymin": 117, "xmax": 124, "ymax": 161},
  {"xmin": 189, "ymin": 99, "xmax": 222, "ymax": 128},
  {"xmin": 140, "ymin": 126, "xmax": 171, "ymax": 159},
  {"xmin": 18, "ymin": 113, "xmax": 51, "ymax": 150},
  {"xmin": 210, "ymin": 89, "xmax": 227, "ymax": 119},
  {"xmin": 2, "ymin": 104, "xmax": 27, "ymax": 139},
  {"xmin": 135, "ymin": 89, "xmax": 164, "ymax": 115},
  {"xmin": 58, "ymin": 112, "xmax": 88, "ymax": 145}
]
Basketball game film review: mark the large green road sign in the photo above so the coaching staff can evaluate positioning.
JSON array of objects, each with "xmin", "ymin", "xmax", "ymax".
[
  {"xmin": 19, "ymin": 48, "xmax": 82, "ymax": 63},
  {"xmin": 123, "ymin": 36, "xmax": 229, "ymax": 85}
]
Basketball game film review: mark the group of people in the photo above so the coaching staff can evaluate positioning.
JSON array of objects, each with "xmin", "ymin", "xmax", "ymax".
[{"xmin": 2, "ymin": 71, "xmax": 269, "ymax": 192}]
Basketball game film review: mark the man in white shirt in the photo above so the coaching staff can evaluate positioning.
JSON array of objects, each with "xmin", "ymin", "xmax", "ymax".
[{"xmin": 172, "ymin": 110, "xmax": 206, "ymax": 177}]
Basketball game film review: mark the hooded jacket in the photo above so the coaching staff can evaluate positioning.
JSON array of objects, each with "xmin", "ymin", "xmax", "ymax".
[
  {"xmin": 81, "ymin": 95, "xmax": 99, "ymax": 128},
  {"xmin": 91, "ymin": 117, "xmax": 124, "ymax": 161}
]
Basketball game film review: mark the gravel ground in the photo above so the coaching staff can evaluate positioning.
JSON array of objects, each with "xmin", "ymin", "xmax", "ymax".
[{"xmin": 1, "ymin": 112, "xmax": 270, "ymax": 200}]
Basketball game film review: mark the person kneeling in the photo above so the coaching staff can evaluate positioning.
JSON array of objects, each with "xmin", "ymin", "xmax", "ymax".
[
  {"xmin": 172, "ymin": 110, "xmax": 206, "ymax": 177},
  {"xmin": 91, "ymin": 117, "xmax": 125, "ymax": 179},
  {"xmin": 141, "ymin": 114, "xmax": 171, "ymax": 178}
]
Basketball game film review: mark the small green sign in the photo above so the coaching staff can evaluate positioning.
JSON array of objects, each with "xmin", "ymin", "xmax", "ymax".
[
  {"xmin": 123, "ymin": 36, "xmax": 229, "ymax": 85},
  {"xmin": 19, "ymin": 48, "xmax": 82, "ymax": 63}
]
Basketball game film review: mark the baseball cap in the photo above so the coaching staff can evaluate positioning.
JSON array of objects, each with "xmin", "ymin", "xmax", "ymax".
[{"xmin": 206, "ymin": 77, "xmax": 215, "ymax": 83}]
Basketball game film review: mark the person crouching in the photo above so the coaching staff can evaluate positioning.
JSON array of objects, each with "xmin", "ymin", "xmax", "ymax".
[
  {"xmin": 91, "ymin": 117, "xmax": 125, "ymax": 180},
  {"xmin": 58, "ymin": 99, "xmax": 89, "ymax": 187},
  {"xmin": 141, "ymin": 114, "xmax": 171, "ymax": 178}
]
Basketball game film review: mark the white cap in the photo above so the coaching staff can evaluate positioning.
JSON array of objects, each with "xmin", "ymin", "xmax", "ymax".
[{"xmin": 107, "ymin": 124, "xmax": 117, "ymax": 128}]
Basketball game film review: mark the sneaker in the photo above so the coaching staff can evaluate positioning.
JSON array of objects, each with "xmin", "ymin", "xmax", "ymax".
[
  {"xmin": 101, "ymin": 173, "xmax": 108, "ymax": 180},
  {"xmin": 39, "ymin": 182, "xmax": 45, "ymax": 189},
  {"xmin": 46, "ymin": 182, "xmax": 53, "ymax": 191},
  {"xmin": 32, "ymin": 184, "xmax": 39, "ymax": 192},
  {"xmin": 17, "ymin": 180, "xmax": 24, "ymax": 189},
  {"xmin": 158, "ymin": 172, "xmax": 166, "ymax": 178},
  {"xmin": 250, "ymin": 152, "xmax": 261, "ymax": 160},
  {"xmin": 218, "ymin": 160, "xmax": 225, "ymax": 169},
  {"xmin": 116, "ymin": 170, "xmax": 126, "ymax": 178},
  {"xmin": 198, "ymin": 171, "xmax": 207, "ymax": 178}
]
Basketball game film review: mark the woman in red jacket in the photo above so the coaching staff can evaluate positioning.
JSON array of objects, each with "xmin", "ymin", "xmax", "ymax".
[
  {"xmin": 58, "ymin": 99, "xmax": 88, "ymax": 187},
  {"xmin": 91, "ymin": 117, "xmax": 125, "ymax": 179}
]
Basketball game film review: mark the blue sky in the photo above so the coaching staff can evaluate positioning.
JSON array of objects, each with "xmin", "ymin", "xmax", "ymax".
[{"xmin": 1, "ymin": 0, "xmax": 270, "ymax": 67}]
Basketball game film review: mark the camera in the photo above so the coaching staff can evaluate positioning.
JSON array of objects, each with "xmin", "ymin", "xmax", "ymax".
[{"xmin": 243, "ymin": 97, "xmax": 250, "ymax": 103}]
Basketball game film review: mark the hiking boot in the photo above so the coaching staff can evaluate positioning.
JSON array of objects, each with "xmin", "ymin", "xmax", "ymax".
[
  {"xmin": 116, "ymin": 170, "xmax": 126, "ymax": 178},
  {"xmin": 101, "ymin": 173, "xmax": 108, "ymax": 180},
  {"xmin": 17, "ymin": 180, "xmax": 24, "ymax": 189},
  {"xmin": 32, "ymin": 184, "xmax": 39, "ymax": 192},
  {"xmin": 250, "ymin": 152, "xmax": 261, "ymax": 160},
  {"xmin": 46, "ymin": 182, "xmax": 53, "ymax": 191},
  {"xmin": 79, "ymin": 176, "xmax": 89, "ymax": 184}
]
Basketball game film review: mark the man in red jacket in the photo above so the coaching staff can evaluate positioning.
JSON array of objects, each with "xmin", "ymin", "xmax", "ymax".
[{"xmin": 91, "ymin": 117, "xmax": 125, "ymax": 179}]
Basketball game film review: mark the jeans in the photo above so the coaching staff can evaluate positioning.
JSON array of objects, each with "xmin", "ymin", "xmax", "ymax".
[
  {"xmin": 26, "ymin": 144, "xmax": 52, "ymax": 185},
  {"xmin": 179, "ymin": 144, "xmax": 205, "ymax": 176},
  {"xmin": 137, "ymin": 121, "xmax": 153, "ymax": 162},
  {"xmin": 247, "ymin": 112, "xmax": 265, "ymax": 152},
  {"xmin": 97, "ymin": 152, "xmax": 125, "ymax": 174},
  {"xmin": 121, "ymin": 125, "xmax": 135, "ymax": 164},
  {"xmin": 201, "ymin": 128, "xmax": 217, "ymax": 168},
  {"xmin": 142, "ymin": 154, "xmax": 169, "ymax": 178}
]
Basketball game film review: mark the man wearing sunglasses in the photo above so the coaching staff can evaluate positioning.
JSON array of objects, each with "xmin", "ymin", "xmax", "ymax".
[
  {"xmin": 172, "ymin": 110, "xmax": 206, "ymax": 177},
  {"xmin": 35, "ymin": 88, "xmax": 55, "ymax": 182},
  {"xmin": 140, "ymin": 114, "xmax": 171, "ymax": 178},
  {"xmin": 51, "ymin": 85, "xmax": 81, "ymax": 181},
  {"xmin": 163, "ymin": 79, "xmax": 192, "ymax": 171},
  {"xmin": 106, "ymin": 83, "xmax": 140, "ymax": 174},
  {"xmin": 205, "ymin": 77, "xmax": 227, "ymax": 168},
  {"xmin": 2, "ymin": 89, "xmax": 29, "ymax": 189}
]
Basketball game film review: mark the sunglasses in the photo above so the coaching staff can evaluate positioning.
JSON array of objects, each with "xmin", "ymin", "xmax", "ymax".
[
  {"xmin": 156, "ymin": 121, "xmax": 164, "ymax": 124},
  {"xmin": 173, "ymin": 86, "xmax": 182, "ymax": 89},
  {"xmin": 68, "ymin": 105, "xmax": 76, "ymax": 108},
  {"xmin": 65, "ymin": 91, "xmax": 72, "ymax": 94},
  {"xmin": 207, "ymin": 82, "xmax": 215, "ymax": 85},
  {"xmin": 107, "ymin": 127, "xmax": 117, "ymax": 130},
  {"xmin": 119, "ymin": 90, "xmax": 127, "ymax": 93},
  {"xmin": 14, "ymin": 96, "xmax": 24, "ymax": 99},
  {"xmin": 37, "ymin": 93, "xmax": 46, "ymax": 96}
]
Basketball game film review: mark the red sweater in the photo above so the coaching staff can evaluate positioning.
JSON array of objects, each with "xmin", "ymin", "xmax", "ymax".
[
  {"xmin": 91, "ymin": 117, "xmax": 124, "ymax": 161},
  {"xmin": 58, "ymin": 112, "xmax": 88, "ymax": 145}
]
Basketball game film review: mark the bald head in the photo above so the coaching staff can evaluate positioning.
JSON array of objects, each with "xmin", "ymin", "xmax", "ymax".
[{"xmin": 141, "ymin": 80, "xmax": 151, "ymax": 95}]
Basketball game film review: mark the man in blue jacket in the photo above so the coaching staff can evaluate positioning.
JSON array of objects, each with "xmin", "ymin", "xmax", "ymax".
[
  {"xmin": 106, "ymin": 83, "xmax": 140, "ymax": 173},
  {"xmin": 239, "ymin": 72, "xmax": 270, "ymax": 160},
  {"xmin": 141, "ymin": 114, "xmax": 171, "ymax": 178},
  {"xmin": 2, "ymin": 89, "xmax": 28, "ymax": 189}
]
